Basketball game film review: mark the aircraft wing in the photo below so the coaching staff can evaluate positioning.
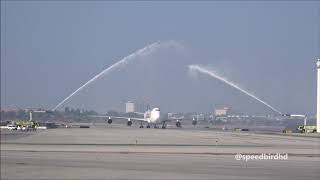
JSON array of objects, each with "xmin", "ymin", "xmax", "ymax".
[
  {"xmin": 163, "ymin": 116, "xmax": 185, "ymax": 122},
  {"xmin": 133, "ymin": 112, "xmax": 145, "ymax": 115},
  {"xmin": 89, "ymin": 115, "xmax": 147, "ymax": 122}
]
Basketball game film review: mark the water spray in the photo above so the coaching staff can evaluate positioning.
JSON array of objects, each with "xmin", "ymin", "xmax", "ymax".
[
  {"xmin": 189, "ymin": 64, "xmax": 282, "ymax": 115},
  {"xmin": 53, "ymin": 40, "xmax": 180, "ymax": 111}
]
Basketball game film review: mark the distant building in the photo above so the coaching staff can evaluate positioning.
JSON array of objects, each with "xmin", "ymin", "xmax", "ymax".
[
  {"xmin": 215, "ymin": 107, "xmax": 229, "ymax": 116},
  {"xmin": 135, "ymin": 102, "xmax": 149, "ymax": 112},
  {"xmin": 125, "ymin": 101, "xmax": 135, "ymax": 113}
]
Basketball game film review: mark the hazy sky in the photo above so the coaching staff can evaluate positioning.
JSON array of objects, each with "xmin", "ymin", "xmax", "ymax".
[{"xmin": 1, "ymin": 1, "xmax": 319, "ymax": 115}]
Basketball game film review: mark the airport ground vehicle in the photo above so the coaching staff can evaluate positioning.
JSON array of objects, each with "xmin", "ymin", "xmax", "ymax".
[
  {"xmin": 15, "ymin": 120, "xmax": 39, "ymax": 129},
  {"xmin": 6, "ymin": 125, "xmax": 17, "ymax": 130},
  {"xmin": 297, "ymin": 125, "xmax": 317, "ymax": 133}
]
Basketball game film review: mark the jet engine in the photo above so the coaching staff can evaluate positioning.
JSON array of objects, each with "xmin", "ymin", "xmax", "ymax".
[
  {"xmin": 176, "ymin": 120, "xmax": 182, "ymax": 128},
  {"xmin": 127, "ymin": 118, "xmax": 132, "ymax": 126},
  {"xmin": 107, "ymin": 117, "xmax": 112, "ymax": 124}
]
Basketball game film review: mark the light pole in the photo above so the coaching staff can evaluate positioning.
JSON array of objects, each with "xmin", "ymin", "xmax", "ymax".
[{"xmin": 317, "ymin": 58, "xmax": 320, "ymax": 133}]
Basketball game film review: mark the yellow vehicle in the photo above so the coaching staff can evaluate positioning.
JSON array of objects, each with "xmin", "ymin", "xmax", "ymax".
[{"xmin": 15, "ymin": 120, "xmax": 39, "ymax": 130}]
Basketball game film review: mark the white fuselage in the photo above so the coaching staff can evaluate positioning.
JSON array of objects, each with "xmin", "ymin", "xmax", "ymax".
[{"xmin": 144, "ymin": 108, "xmax": 160, "ymax": 124}]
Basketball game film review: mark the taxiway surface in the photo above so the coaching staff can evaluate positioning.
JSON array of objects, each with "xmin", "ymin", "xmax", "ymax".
[{"xmin": 1, "ymin": 126, "xmax": 319, "ymax": 179}]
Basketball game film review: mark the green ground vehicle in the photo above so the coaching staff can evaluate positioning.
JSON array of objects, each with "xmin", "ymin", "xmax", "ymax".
[{"xmin": 297, "ymin": 125, "xmax": 317, "ymax": 133}]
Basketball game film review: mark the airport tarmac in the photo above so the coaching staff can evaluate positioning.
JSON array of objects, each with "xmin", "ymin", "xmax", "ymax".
[{"xmin": 1, "ymin": 126, "xmax": 320, "ymax": 180}]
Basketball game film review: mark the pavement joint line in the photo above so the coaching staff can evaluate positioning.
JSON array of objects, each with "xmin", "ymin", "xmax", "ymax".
[
  {"xmin": 1, "ymin": 150, "xmax": 320, "ymax": 157},
  {"xmin": 0, "ymin": 142, "xmax": 269, "ymax": 147}
]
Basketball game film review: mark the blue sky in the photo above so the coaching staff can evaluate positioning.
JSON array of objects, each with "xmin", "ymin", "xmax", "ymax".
[{"xmin": 1, "ymin": 1, "xmax": 319, "ymax": 115}]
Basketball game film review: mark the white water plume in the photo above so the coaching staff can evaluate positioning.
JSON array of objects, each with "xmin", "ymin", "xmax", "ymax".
[
  {"xmin": 53, "ymin": 40, "xmax": 181, "ymax": 111},
  {"xmin": 189, "ymin": 64, "xmax": 282, "ymax": 115}
]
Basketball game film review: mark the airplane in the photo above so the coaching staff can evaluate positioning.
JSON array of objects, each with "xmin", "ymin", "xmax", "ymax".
[{"xmin": 90, "ymin": 107, "xmax": 185, "ymax": 129}]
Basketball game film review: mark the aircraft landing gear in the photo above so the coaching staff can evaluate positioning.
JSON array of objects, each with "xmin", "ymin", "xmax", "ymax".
[
  {"xmin": 139, "ymin": 122, "xmax": 144, "ymax": 128},
  {"xmin": 146, "ymin": 124, "xmax": 150, "ymax": 128},
  {"xmin": 161, "ymin": 122, "xmax": 167, "ymax": 129}
]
